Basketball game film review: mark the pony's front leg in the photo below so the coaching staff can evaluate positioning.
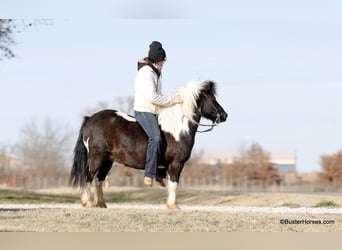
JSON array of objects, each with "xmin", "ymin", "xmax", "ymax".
[
  {"xmin": 166, "ymin": 176, "xmax": 179, "ymax": 209},
  {"xmin": 93, "ymin": 178, "xmax": 107, "ymax": 208},
  {"xmin": 81, "ymin": 182, "xmax": 94, "ymax": 207},
  {"xmin": 166, "ymin": 162, "xmax": 183, "ymax": 209}
]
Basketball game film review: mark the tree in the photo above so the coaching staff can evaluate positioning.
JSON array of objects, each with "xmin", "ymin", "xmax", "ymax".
[
  {"xmin": 181, "ymin": 149, "xmax": 220, "ymax": 179},
  {"xmin": 85, "ymin": 96, "xmax": 134, "ymax": 116},
  {"xmin": 0, "ymin": 19, "xmax": 52, "ymax": 60},
  {"xmin": 319, "ymin": 150, "xmax": 342, "ymax": 185},
  {"xmin": 0, "ymin": 19, "xmax": 15, "ymax": 59},
  {"xmin": 16, "ymin": 117, "xmax": 72, "ymax": 178},
  {"xmin": 224, "ymin": 143, "xmax": 281, "ymax": 184}
]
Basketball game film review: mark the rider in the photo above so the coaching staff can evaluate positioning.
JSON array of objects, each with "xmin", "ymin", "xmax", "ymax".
[{"xmin": 134, "ymin": 41, "xmax": 183, "ymax": 187}]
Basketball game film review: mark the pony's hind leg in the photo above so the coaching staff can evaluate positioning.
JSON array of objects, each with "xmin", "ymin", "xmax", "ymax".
[
  {"xmin": 81, "ymin": 149, "xmax": 104, "ymax": 208},
  {"xmin": 81, "ymin": 182, "xmax": 93, "ymax": 207},
  {"xmin": 93, "ymin": 159, "xmax": 113, "ymax": 208},
  {"xmin": 93, "ymin": 178, "xmax": 106, "ymax": 208}
]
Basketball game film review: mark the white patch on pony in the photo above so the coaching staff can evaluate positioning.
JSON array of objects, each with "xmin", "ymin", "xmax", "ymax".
[
  {"xmin": 81, "ymin": 182, "xmax": 91, "ymax": 206},
  {"xmin": 167, "ymin": 179, "xmax": 178, "ymax": 207},
  {"xmin": 83, "ymin": 137, "xmax": 90, "ymax": 153},
  {"xmin": 116, "ymin": 111, "xmax": 136, "ymax": 122},
  {"xmin": 157, "ymin": 80, "xmax": 203, "ymax": 141}
]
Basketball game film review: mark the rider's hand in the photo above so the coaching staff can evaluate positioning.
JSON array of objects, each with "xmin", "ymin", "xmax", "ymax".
[{"xmin": 172, "ymin": 95, "xmax": 183, "ymax": 104}]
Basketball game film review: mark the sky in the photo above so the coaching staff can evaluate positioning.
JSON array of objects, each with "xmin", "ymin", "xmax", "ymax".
[{"xmin": 1, "ymin": 0, "xmax": 342, "ymax": 172}]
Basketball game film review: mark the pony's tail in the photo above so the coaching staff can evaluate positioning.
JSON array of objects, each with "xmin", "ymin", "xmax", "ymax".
[{"xmin": 69, "ymin": 116, "xmax": 90, "ymax": 189}]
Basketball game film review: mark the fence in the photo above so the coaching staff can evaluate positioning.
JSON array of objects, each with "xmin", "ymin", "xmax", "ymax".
[
  {"xmin": 1, "ymin": 173, "xmax": 342, "ymax": 193},
  {"xmin": 0, "ymin": 174, "xmax": 69, "ymax": 189},
  {"xmin": 178, "ymin": 177, "xmax": 342, "ymax": 193}
]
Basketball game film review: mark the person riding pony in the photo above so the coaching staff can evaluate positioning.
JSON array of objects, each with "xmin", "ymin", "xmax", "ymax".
[{"xmin": 134, "ymin": 41, "xmax": 183, "ymax": 187}]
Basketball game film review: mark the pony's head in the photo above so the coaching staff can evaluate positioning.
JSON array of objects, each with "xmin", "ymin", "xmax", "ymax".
[
  {"xmin": 178, "ymin": 80, "xmax": 227, "ymax": 124},
  {"xmin": 157, "ymin": 80, "xmax": 227, "ymax": 141},
  {"xmin": 197, "ymin": 81, "xmax": 227, "ymax": 124}
]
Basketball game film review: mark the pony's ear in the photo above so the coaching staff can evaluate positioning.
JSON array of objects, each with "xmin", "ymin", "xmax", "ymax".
[
  {"xmin": 203, "ymin": 81, "xmax": 216, "ymax": 94},
  {"xmin": 203, "ymin": 81, "xmax": 212, "ymax": 91}
]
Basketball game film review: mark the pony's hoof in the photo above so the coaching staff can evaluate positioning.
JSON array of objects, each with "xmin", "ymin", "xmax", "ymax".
[
  {"xmin": 156, "ymin": 177, "xmax": 166, "ymax": 187},
  {"xmin": 166, "ymin": 204, "xmax": 181, "ymax": 210},
  {"xmin": 95, "ymin": 202, "xmax": 107, "ymax": 208},
  {"xmin": 82, "ymin": 201, "xmax": 94, "ymax": 208}
]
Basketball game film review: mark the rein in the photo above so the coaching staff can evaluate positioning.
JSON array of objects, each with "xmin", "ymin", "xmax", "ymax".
[{"xmin": 188, "ymin": 116, "xmax": 219, "ymax": 133}]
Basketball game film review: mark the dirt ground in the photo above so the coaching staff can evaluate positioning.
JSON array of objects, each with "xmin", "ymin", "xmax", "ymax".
[
  {"xmin": 0, "ymin": 205, "xmax": 340, "ymax": 232},
  {"xmin": 1, "ymin": 188, "xmax": 342, "ymax": 232}
]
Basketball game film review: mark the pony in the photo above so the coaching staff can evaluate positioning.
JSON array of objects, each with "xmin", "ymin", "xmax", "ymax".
[{"xmin": 69, "ymin": 80, "xmax": 227, "ymax": 209}]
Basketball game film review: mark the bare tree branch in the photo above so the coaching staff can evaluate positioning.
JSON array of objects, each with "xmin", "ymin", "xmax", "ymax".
[
  {"xmin": 16, "ymin": 117, "xmax": 72, "ymax": 177},
  {"xmin": 84, "ymin": 96, "xmax": 134, "ymax": 116},
  {"xmin": 319, "ymin": 150, "xmax": 342, "ymax": 185},
  {"xmin": 223, "ymin": 143, "xmax": 281, "ymax": 184},
  {"xmin": 0, "ymin": 19, "xmax": 53, "ymax": 60},
  {"xmin": 0, "ymin": 19, "xmax": 15, "ymax": 59}
]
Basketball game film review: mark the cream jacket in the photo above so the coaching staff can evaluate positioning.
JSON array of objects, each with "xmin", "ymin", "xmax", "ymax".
[{"xmin": 133, "ymin": 65, "xmax": 173, "ymax": 114}]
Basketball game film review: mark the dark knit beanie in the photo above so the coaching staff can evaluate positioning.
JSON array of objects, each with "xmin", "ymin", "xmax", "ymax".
[{"xmin": 148, "ymin": 41, "xmax": 166, "ymax": 63}]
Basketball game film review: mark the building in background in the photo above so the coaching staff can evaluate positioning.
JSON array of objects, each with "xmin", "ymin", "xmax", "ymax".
[
  {"xmin": 200, "ymin": 149, "xmax": 296, "ymax": 173},
  {"xmin": 269, "ymin": 150, "xmax": 296, "ymax": 173}
]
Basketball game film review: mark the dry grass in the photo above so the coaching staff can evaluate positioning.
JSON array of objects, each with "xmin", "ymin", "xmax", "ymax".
[
  {"xmin": 1, "ymin": 206, "xmax": 341, "ymax": 232},
  {"xmin": 1, "ymin": 187, "xmax": 342, "ymax": 232},
  {"xmin": 4, "ymin": 186, "xmax": 342, "ymax": 208}
]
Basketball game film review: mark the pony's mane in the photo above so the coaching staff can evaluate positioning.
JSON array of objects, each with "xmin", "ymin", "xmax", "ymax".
[{"xmin": 157, "ymin": 80, "xmax": 204, "ymax": 141}]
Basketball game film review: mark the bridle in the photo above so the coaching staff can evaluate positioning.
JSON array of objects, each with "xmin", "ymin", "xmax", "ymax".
[
  {"xmin": 194, "ymin": 120, "xmax": 218, "ymax": 133},
  {"xmin": 187, "ymin": 93, "xmax": 222, "ymax": 133}
]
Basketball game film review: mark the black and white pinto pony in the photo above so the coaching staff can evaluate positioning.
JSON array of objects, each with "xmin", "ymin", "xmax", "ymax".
[{"xmin": 70, "ymin": 80, "xmax": 227, "ymax": 209}]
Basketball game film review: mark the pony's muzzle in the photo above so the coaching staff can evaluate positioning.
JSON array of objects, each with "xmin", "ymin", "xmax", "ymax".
[{"xmin": 216, "ymin": 111, "xmax": 227, "ymax": 123}]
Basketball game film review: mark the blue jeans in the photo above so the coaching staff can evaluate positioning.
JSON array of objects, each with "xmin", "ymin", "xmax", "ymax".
[{"xmin": 135, "ymin": 111, "xmax": 162, "ymax": 178}]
